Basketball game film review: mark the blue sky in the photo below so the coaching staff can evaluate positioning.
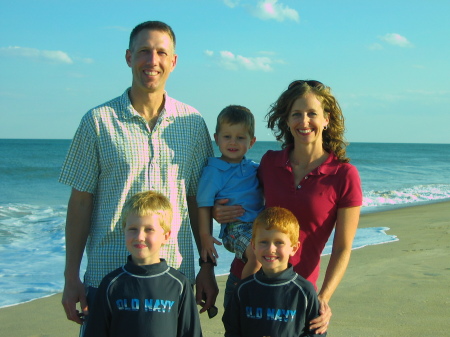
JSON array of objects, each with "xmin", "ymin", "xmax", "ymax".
[{"xmin": 1, "ymin": 0, "xmax": 449, "ymax": 143}]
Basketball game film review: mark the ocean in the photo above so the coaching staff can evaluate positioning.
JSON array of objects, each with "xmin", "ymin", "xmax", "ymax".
[{"xmin": 0, "ymin": 139, "xmax": 449, "ymax": 308}]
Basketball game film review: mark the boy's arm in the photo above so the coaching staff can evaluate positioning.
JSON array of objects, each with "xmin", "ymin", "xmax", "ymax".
[
  {"xmin": 83, "ymin": 282, "xmax": 111, "ymax": 337},
  {"xmin": 188, "ymin": 196, "xmax": 219, "ymax": 313},
  {"xmin": 177, "ymin": 280, "xmax": 203, "ymax": 337},
  {"xmin": 198, "ymin": 206, "xmax": 222, "ymax": 263},
  {"xmin": 303, "ymin": 287, "xmax": 327, "ymax": 337},
  {"xmin": 222, "ymin": 288, "xmax": 242, "ymax": 337}
]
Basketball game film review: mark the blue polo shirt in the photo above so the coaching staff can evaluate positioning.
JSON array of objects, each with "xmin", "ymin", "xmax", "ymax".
[{"xmin": 197, "ymin": 157, "xmax": 264, "ymax": 222}]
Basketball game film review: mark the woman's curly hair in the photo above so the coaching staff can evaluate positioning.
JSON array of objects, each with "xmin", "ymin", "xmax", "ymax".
[{"xmin": 265, "ymin": 80, "xmax": 350, "ymax": 163}]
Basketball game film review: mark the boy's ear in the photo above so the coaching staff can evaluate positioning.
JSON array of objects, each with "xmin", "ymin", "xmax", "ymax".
[
  {"xmin": 213, "ymin": 133, "xmax": 219, "ymax": 145},
  {"xmin": 163, "ymin": 230, "xmax": 171, "ymax": 243},
  {"xmin": 251, "ymin": 238, "xmax": 256, "ymax": 251},
  {"xmin": 249, "ymin": 136, "xmax": 256, "ymax": 149},
  {"xmin": 290, "ymin": 240, "xmax": 300, "ymax": 256}
]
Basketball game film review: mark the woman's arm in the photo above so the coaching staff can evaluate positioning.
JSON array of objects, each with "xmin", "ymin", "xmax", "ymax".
[
  {"xmin": 211, "ymin": 199, "xmax": 245, "ymax": 224},
  {"xmin": 310, "ymin": 205, "xmax": 361, "ymax": 334}
]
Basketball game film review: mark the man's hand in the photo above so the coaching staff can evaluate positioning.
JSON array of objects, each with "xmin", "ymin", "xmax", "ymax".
[
  {"xmin": 195, "ymin": 263, "xmax": 219, "ymax": 314},
  {"xmin": 212, "ymin": 199, "xmax": 244, "ymax": 224},
  {"xmin": 61, "ymin": 277, "xmax": 88, "ymax": 325}
]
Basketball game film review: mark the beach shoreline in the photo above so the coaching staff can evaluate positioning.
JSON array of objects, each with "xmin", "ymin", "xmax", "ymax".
[{"xmin": 1, "ymin": 201, "xmax": 449, "ymax": 336}]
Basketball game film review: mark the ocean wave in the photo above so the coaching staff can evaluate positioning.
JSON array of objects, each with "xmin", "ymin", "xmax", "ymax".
[{"xmin": 363, "ymin": 184, "xmax": 450, "ymax": 208}]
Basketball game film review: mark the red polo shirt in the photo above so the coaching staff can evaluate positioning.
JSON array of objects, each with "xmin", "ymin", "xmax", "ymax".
[{"xmin": 230, "ymin": 147, "xmax": 362, "ymax": 288}]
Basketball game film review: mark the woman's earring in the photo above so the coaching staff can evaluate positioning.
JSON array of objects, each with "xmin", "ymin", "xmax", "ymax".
[{"xmin": 323, "ymin": 125, "xmax": 328, "ymax": 130}]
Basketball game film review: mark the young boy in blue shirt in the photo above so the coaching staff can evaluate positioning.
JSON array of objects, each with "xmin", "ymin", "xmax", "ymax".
[
  {"xmin": 223, "ymin": 207, "xmax": 324, "ymax": 337},
  {"xmin": 84, "ymin": 191, "xmax": 202, "ymax": 337},
  {"xmin": 197, "ymin": 105, "xmax": 264, "ymax": 279}
]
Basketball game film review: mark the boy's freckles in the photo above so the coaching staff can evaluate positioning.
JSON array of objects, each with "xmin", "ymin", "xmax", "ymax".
[
  {"xmin": 252, "ymin": 228, "xmax": 299, "ymax": 278},
  {"xmin": 124, "ymin": 213, "xmax": 170, "ymax": 266}
]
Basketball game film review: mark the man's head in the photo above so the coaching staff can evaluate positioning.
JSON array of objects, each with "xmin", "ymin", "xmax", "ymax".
[
  {"xmin": 129, "ymin": 21, "xmax": 176, "ymax": 52},
  {"xmin": 126, "ymin": 21, "xmax": 177, "ymax": 95}
]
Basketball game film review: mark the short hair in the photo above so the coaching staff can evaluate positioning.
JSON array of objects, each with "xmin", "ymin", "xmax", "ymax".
[
  {"xmin": 266, "ymin": 80, "xmax": 349, "ymax": 163},
  {"xmin": 215, "ymin": 105, "xmax": 255, "ymax": 138},
  {"xmin": 252, "ymin": 207, "xmax": 299, "ymax": 245},
  {"xmin": 129, "ymin": 20, "xmax": 176, "ymax": 51},
  {"xmin": 121, "ymin": 190, "xmax": 173, "ymax": 233}
]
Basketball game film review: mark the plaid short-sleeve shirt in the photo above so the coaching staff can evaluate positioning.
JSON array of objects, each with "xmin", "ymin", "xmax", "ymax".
[{"xmin": 60, "ymin": 88, "xmax": 213, "ymax": 286}]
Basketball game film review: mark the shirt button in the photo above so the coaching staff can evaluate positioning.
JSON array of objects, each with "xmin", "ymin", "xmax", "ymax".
[{"xmin": 304, "ymin": 176, "xmax": 308, "ymax": 179}]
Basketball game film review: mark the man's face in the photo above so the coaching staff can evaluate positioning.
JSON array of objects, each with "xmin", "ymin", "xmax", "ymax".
[{"xmin": 126, "ymin": 29, "xmax": 177, "ymax": 95}]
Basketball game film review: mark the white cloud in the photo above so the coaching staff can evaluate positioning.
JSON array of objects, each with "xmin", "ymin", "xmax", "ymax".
[
  {"xmin": 379, "ymin": 33, "xmax": 413, "ymax": 47},
  {"xmin": 223, "ymin": 0, "xmax": 299, "ymax": 22},
  {"xmin": 368, "ymin": 43, "xmax": 383, "ymax": 50},
  {"xmin": 250, "ymin": 0, "xmax": 299, "ymax": 22},
  {"xmin": 217, "ymin": 50, "xmax": 276, "ymax": 71},
  {"xmin": 204, "ymin": 50, "xmax": 214, "ymax": 57},
  {"xmin": 223, "ymin": 0, "xmax": 241, "ymax": 8},
  {"xmin": 0, "ymin": 46, "xmax": 73, "ymax": 64}
]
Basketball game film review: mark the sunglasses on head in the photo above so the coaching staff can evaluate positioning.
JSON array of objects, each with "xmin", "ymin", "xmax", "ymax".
[{"xmin": 288, "ymin": 80, "xmax": 324, "ymax": 90}]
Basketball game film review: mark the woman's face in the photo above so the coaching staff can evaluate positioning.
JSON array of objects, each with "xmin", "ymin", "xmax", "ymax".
[{"xmin": 286, "ymin": 93, "xmax": 329, "ymax": 147}]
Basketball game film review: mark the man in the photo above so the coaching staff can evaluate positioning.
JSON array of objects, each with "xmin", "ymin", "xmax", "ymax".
[{"xmin": 59, "ymin": 21, "xmax": 218, "ymax": 329}]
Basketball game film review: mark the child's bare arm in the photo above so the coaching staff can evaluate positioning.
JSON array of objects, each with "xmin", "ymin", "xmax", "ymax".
[{"xmin": 198, "ymin": 207, "xmax": 222, "ymax": 263}]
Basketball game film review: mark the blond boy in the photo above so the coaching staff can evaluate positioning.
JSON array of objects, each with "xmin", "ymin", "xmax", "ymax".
[{"xmin": 84, "ymin": 191, "xmax": 202, "ymax": 337}]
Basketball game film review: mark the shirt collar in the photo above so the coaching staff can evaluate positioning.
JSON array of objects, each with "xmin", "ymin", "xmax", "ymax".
[
  {"xmin": 120, "ymin": 88, "xmax": 176, "ymax": 122},
  {"xmin": 277, "ymin": 145, "xmax": 340, "ymax": 176},
  {"xmin": 207, "ymin": 156, "xmax": 249, "ymax": 171}
]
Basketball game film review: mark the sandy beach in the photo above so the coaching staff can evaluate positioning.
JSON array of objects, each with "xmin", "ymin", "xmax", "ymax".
[{"xmin": 1, "ymin": 201, "xmax": 449, "ymax": 336}]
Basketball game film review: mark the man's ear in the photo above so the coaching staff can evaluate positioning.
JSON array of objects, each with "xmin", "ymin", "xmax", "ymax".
[
  {"xmin": 249, "ymin": 137, "xmax": 256, "ymax": 149},
  {"xmin": 125, "ymin": 49, "xmax": 132, "ymax": 67},
  {"xmin": 170, "ymin": 54, "xmax": 178, "ymax": 72}
]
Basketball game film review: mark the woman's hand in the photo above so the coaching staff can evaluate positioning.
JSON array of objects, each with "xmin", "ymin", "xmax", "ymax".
[
  {"xmin": 309, "ymin": 298, "xmax": 332, "ymax": 334},
  {"xmin": 212, "ymin": 199, "xmax": 244, "ymax": 224}
]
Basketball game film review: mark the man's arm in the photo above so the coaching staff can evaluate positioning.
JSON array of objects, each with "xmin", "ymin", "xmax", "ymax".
[
  {"xmin": 61, "ymin": 188, "xmax": 93, "ymax": 324},
  {"xmin": 187, "ymin": 196, "xmax": 218, "ymax": 313}
]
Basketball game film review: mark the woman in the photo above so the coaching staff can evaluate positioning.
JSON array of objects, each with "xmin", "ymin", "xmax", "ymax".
[{"xmin": 214, "ymin": 80, "xmax": 362, "ymax": 334}]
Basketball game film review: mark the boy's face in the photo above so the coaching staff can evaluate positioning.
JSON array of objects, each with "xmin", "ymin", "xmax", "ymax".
[
  {"xmin": 124, "ymin": 213, "xmax": 171, "ymax": 266},
  {"xmin": 251, "ymin": 227, "xmax": 299, "ymax": 278},
  {"xmin": 214, "ymin": 122, "xmax": 256, "ymax": 164}
]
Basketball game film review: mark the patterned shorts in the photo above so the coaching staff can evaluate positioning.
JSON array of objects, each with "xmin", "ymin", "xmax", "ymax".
[{"xmin": 219, "ymin": 221, "xmax": 253, "ymax": 261}]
